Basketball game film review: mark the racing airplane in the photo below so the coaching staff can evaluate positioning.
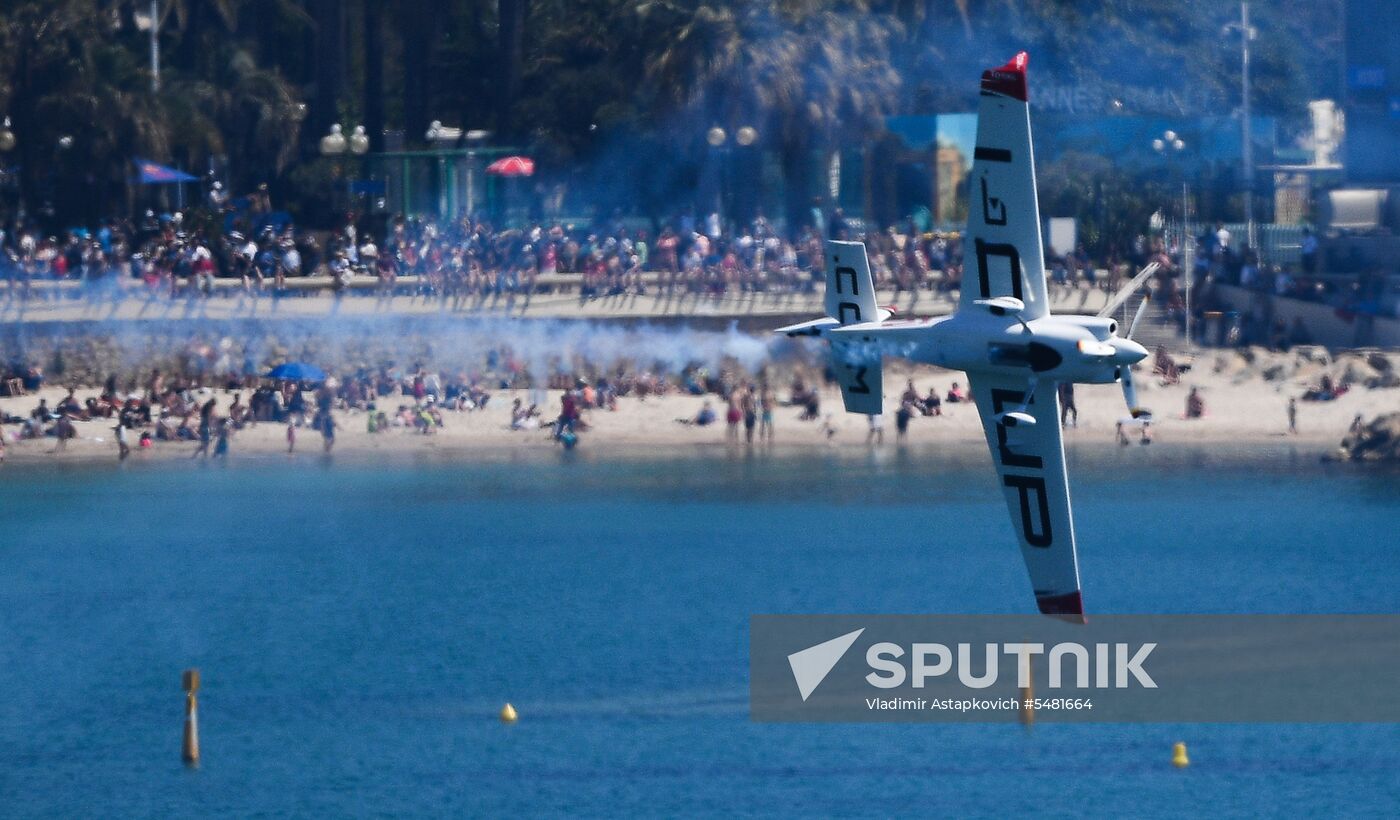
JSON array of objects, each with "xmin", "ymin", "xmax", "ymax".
[{"xmin": 777, "ymin": 53, "xmax": 1152, "ymax": 622}]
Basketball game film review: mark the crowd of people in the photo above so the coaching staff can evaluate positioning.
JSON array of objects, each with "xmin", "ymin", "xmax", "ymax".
[
  {"xmin": 0, "ymin": 195, "xmax": 1211, "ymax": 308},
  {"xmin": 0, "ymin": 211, "xmax": 948, "ymax": 304}
]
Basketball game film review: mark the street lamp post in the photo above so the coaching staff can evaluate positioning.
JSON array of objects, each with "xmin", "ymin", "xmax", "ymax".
[
  {"xmin": 704, "ymin": 125, "xmax": 758, "ymax": 235},
  {"xmin": 1154, "ymin": 130, "xmax": 1194, "ymax": 350},
  {"xmin": 0, "ymin": 117, "xmax": 15, "ymax": 220},
  {"xmin": 464, "ymin": 129, "xmax": 490, "ymax": 219},
  {"xmin": 1225, "ymin": 1, "xmax": 1258, "ymax": 250},
  {"xmin": 425, "ymin": 121, "xmax": 463, "ymax": 218},
  {"xmin": 320, "ymin": 123, "xmax": 369, "ymax": 220}
]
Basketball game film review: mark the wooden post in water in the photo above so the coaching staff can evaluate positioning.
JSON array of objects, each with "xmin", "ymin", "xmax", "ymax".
[
  {"xmin": 1018, "ymin": 654, "xmax": 1035, "ymax": 729},
  {"xmin": 182, "ymin": 669, "xmax": 200, "ymax": 767}
]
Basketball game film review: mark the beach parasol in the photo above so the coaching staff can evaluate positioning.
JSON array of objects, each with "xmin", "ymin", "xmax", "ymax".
[
  {"xmin": 265, "ymin": 362, "xmax": 327, "ymax": 382},
  {"xmin": 485, "ymin": 156, "xmax": 535, "ymax": 177}
]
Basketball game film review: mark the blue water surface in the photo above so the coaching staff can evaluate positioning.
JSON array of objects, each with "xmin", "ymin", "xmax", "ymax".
[{"xmin": 0, "ymin": 445, "xmax": 1398, "ymax": 817}]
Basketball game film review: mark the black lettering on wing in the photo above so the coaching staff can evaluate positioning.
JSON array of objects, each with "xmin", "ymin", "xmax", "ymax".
[
  {"xmin": 981, "ymin": 178, "xmax": 1007, "ymax": 226},
  {"xmin": 848, "ymin": 365, "xmax": 871, "ymax": 394},
  {"xmin": 974, "ymin": 239, "xmax": 1023, "ymax": 300},
  {"xmin": 990, "ymin": 388, "xmax": 1042, "ymax": 469},
  {"xmin": 1003, "ymin": 474, "xmax": 1053, "ymax": 547},
  {"xmin": 835, "ymin": 266, "xmax": 859, "ymax": 295}
]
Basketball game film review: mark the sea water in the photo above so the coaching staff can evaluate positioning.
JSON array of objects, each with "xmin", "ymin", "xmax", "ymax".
[{"xmin": 1, "ymin": 446, "xmax": 1398, "ymax": 817}]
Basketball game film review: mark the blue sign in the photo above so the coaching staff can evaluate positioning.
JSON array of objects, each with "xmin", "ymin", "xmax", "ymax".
[
  {"xmin": 349, "ymin": 179, "xmax": 387, "ymax": 196},
  {"xmin": 1349, "ymin": 65, "xmax": 1387, "ymax": 90}
]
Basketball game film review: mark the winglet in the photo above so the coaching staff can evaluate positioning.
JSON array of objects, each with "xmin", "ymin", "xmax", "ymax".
[
  {"xmin": 1036, "ymin": 590, "xmax": 1086, "ymax": 624},
  {"xmin": 981, "ymin": 52, "xmax": 1029, "ymax": 102}
]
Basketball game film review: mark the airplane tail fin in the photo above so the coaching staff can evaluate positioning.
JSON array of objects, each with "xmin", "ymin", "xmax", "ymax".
[{"xmin": 775, "ymin": 240, "xmax": 886, "ymax": 415}]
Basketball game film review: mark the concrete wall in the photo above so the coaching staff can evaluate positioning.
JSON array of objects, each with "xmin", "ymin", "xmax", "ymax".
[{"xmin": 1214, "ymin": 284, "xmax": 1400, "ymax": 349}]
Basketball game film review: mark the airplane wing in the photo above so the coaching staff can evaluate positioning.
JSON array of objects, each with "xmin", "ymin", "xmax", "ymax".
[
  {"xmin": 959, "ymin": 52, "xmax": 1051, "ymax": 321},
  {"xmin": 966, "ymin": 370, "xmax": 1084, "ymax": 621}
]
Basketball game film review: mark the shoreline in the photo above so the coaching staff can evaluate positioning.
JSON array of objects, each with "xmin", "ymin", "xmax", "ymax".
[{"xmin": 1, "ymin": 375, "xmax": 1387, "ymax": 468}]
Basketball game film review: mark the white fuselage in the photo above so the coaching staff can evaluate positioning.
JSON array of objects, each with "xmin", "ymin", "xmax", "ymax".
[{"xmin": 833, "ymin": 310, "xmax": 1148, "ymax": 386}]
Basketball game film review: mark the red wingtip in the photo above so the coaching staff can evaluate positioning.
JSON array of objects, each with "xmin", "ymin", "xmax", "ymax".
[
  {"xmin": 981, "ymin": 51, "xmax": 1029, "ymax": 102},
  {"xmin": 1036, "ymin": 590, "xmax": 1085, "ymax": 624}
]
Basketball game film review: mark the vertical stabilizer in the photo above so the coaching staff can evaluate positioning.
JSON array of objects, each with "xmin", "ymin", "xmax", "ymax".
[{"xmin": 824, "ymin": 241, "xmax": 883, "ymax": 414}]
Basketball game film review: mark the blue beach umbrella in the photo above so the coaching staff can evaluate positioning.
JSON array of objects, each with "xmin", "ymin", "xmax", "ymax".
[{"xmin": 265, "ymin": 362, "xmax": 327, "ymax": 382}]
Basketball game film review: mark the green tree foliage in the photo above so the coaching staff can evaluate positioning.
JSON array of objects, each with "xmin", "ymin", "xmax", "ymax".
[{"xmin": 0, "ymin": 0, "xmax": 1341, "ymax": 228}]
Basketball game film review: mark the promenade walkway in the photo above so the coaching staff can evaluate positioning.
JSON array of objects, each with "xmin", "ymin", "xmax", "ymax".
[{"xmin": 1, "ymin": 273, "xmax": 1115, "ymax": 326}]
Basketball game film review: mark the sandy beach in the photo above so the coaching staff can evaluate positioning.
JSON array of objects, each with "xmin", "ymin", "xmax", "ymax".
[{"xmin": 3, "ymin": 346, "xmax": 1397, "ymax": 466}]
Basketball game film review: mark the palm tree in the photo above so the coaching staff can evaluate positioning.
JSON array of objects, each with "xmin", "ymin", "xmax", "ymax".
[
  {"xmin": 0, "ymin": 2, "xmax": 173, "ymax": 220},
  {"xmin": 163, "ymin": 45, "xmax": 304, "ymax": 187},
  {"xmin": 640, "ymin": 1, "xmax": 901, "ymax": 227}
]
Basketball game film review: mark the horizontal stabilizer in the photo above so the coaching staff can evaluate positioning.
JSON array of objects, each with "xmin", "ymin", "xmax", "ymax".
[{"xmin": 775, "ymin": 317, "xmax": 839, "ymax": 338}]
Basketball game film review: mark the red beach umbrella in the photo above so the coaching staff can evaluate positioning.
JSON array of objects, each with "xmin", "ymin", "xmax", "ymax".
[{"xmin": 485, "ymin": 156, "xmax": 535, "ymax": 177}]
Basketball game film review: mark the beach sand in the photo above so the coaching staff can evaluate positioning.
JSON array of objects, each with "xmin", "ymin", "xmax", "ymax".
[{"xmin": 3, "ymin": 348, "xmax": 1397, "ymax": 465}]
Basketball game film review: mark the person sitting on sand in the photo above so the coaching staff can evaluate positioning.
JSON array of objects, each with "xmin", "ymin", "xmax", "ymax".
[
  {"xmin": 57, "ymin": 389, "xmax": 83, "ymax": 419},
  {"xmin": 227, "ymin": 394, "xmax": 248, "ymax": 429},
  {"xmin": 901, "ymin": 380, "xmax": 921, "ymax": 407},
  {"xmin": 1185, "ymin": 387, "xmax": 1205, "ymax": 419},
  {"xmin": 1154, "ymin": 347, "xmax": 1180, "ymax": 384},
  {"xmin": 510, "ymin": 399, "xmax": 540, "ymax": 430},
  {"xmin": 788, "ymin": 376, "xmax": 809, "ymax": 407},
  {"xmin": 677, "ymin": 400, "xmax": 717, "ymax": 427},
  {"xmin": 412, "ymin": 406, "xmax": 429, "ymax": 434},
  {"xmin": 1303, "ymin": 373, "xmax": 1349, "ymax": 402},
  {"xmin": 946, "ymin": 382, "xmax": 966, "ymax": 403},
  {"xmin": 922, "ymin": 387, "xmax": 942, "ymax": 416}
]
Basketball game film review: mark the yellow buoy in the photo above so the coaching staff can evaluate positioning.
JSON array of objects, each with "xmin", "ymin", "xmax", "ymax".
[
  {"xmin": 499, "ymin": 703, "xmax": 518, "ymax": 723},
  {"xmin": 1171, "ymin": 741, "xmax": 1190, "ymax": 769}
]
